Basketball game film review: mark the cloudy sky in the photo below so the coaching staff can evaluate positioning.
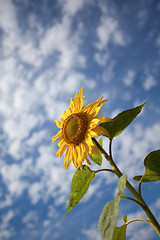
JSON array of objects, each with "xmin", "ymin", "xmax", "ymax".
[{"xmin": 0, "ymin": 0, "xmax": 160, "ymax": 239}]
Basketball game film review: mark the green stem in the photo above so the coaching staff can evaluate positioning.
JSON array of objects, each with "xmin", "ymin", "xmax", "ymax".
[
  {"xmin": 94, "ymin": 169, "xmax": 114, "ymax": 174},
  {"xmin": 121, "ymin": 196, "xmax": 144, "ymax": 209},
  {"xmin": 93, "ymin": 138, "xmax": 160, "ymax": 237},
  {"xmin": 126, "ymin": 218, "xmax": 154, "ymax": 228},
  {"xmin": 138, "ymin": 174, "xmax": 145, "ymax": 196}
]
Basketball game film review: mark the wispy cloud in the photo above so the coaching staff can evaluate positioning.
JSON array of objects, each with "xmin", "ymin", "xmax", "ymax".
[
  {"xmin": 143, "ymin": 75, "xmax": 157, "ymax": 90},
  {"xmin": 95, "ymin": 2, "xmax": 129, "ymax": 51},
  {"xmin": 123, "ymin": 69, "xmax": 135, "ymax": 87},
  {"xmin": 0, "ymin": 210, "xmax": 15, "ymax": 240},
  {"xmin": 137, "ymin": 9, "xmax": 148, "ymax": 28},
  {"xmin": 81, "ymin": 224, "xmax": 102, "ymax": 240}
]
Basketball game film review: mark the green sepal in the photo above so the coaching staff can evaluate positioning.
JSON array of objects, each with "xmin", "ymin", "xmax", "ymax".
[
  {"xmin": 112, "ymin": 224, "xmax": 127, "ymax": 240},
  {"xmin": 88, "ymin": 138, "xmax": 103, "ymax": 166},
  {"xmin": 65, "ymin": 165, "xmax": 95, "ymax": 217},
  {"xmin": 133, "ymin": 150, "xmax": 160, "ymax": 182},
  {"xmin": 100, "ymin": 101, "xmax": 147, "ymax": 139},
  {"xmin": 98, "ymin": 174, "xmax": 127, "ymax": 240}
]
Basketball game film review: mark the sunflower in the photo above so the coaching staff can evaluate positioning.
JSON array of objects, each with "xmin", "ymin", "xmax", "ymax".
[{"xmin": 52, "ymin": 87, "xmax": 112, "ymax": 169}]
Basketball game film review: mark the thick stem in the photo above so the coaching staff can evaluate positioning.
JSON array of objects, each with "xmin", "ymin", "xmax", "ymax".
[{"xmin": 93, "ymin": 138, "xmax": 160, "ymax": 237}]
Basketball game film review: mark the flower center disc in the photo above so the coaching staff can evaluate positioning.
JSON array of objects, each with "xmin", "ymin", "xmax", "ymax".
[{"xmin": 62, "ymin": 113, "xmax": 88, "ymax": 145}]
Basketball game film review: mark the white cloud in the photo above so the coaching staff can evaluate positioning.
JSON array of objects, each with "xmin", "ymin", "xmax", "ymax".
[
  {"xmin": 0, "ymin": 0, "xmax": 21, "ymax": 57},
  {"xmin": 137, "ymin": 9, "xmax": 148, "ymax": 28},
  {"xmin": 95, "ymin": 14, "xmax": 128, "ymax": 50},
  {"xmin": 0, "ymin": 160, "xmax": 32, "ymax": 197},
  {"xmin": 26, "ymin": 130, "xmax": 48, "ymax": 146},
  {"xmin": 143, "ymin": 75, "xmax": 157, "ymax": 90},
  {"xmin": 0, "ymin": 0, "xmax": 88, "ymax": 164},
  {"xmin": 59, "ymin": 0, "xmax": 86, "ymax": 16},
  {"xmin": 22, "ymin": 211, "xmax": 39, "ymax": 224},
  {"xmin": 154, "ymin": 198, "xmax": 160, "ymax": 210},
  {"xmin": 81, "ymin": 224, "xmax": 102, "ymax": 240},
  {"xmin": 113, "ymin": 123, "xmax": 160, "ymax": 179},
  {"xmin": 94, "ymin": 51, "xmax": 109, "ymax": 66},
  {"xmin": 102, "ymin": 61, "xmax": 115, "ymax": 82},
  {"xmin": 123, "ymin": 69, "xmax": 135, "ymax": 86},
  {"xmin": 0, "ymin": 210, "xmax": 15, "ymax": 240}
]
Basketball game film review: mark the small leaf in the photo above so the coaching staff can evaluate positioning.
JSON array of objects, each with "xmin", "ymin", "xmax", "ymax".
[
  {"xmin": 100, "ymin": 101, "xmax": 147, "ymax": 139},
  {"xmin": 88, "ymin": 138, "xmax": 103, "ymax": 166},
  {"xmin": 144, "ymin": 150, "xmax": 160, "ymax": 173},
  {"xmin": 98, "ymin": 175, "xmax": 127, "ymax": 240},
  {"xmin": 123, "ymin": 215, "xmax": 127, "ymax": 224},
  {"xmin": 133, "ymin": 150, "xmax": 160, "ymax": 182},
  {"xmin": 112, "ymin": 225, "xmax": 127, "ymax": 240},
  {"xmin": 66, "ymin": 165, "xmax": 95, "ymax": 215},
  {"xmin": 98, "ymin": 138, "xmax": 103, "ymax": 147},
  {"xmin": 133, "ymin": 169, "xmax": 160, "ymax": 182}
]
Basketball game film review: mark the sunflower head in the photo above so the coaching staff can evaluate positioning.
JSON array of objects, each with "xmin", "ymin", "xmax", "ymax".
[{"xmin": 52, "ymin": 87, "xmax": 112, "ymax": 169}]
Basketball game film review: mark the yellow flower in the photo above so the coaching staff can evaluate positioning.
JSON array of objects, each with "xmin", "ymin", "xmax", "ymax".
[{"xmin": 52, "ymin": 87, "xmax": 112, "ymax": 169}]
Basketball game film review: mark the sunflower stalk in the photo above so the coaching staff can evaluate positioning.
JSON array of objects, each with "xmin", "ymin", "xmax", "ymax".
[{"xmin": 93, "ymin": 138, "xmax": 160, "ymax": 237}]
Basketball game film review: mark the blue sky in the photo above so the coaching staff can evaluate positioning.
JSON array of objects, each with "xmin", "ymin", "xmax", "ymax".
[{"xmin": 0, "ymin": 0, "xmax": 160, "ymax": 239}]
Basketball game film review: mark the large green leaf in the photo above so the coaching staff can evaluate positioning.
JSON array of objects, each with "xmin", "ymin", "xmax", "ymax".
[
  {"xmin": 100, "ymin": 101, "xmax": 147, "ymax": 139},
  {"xmin": 133, "ymin": 150, "xmax": 160, "ymax": 182},
  {"xmin": 66, "ymin": 165, "xmax": 95, "ymax": 215},
  {"xmin": 112, "ymin": 224, "xmax": 127, "ymax": 240},
  {"xmin": 88, "ymin": 138, "xmax": 103, "ymax": 166},
  {"xmin": 98, "ymin": 175, "xmax": 127, "ymax": 240}
]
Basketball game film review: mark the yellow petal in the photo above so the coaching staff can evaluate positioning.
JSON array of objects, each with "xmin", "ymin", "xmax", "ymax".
[
  {"xmin": 89, "ymin": 118, "xmax": 100, "ymax": 129},
  {"xmin": 84, "ymin": 136, "xmax": 94, "ymax": 151},
  {"xmin": 69, "ymin": 97, "xmax": 74, "ymax": 112},
  {"xmin": 63, "ymin": 146, "xmax": 70, "ymax": 169},
  {"xmin": 52, "ymin": 130, "xmax": 62, "ymax": 142},
  {"xmin": 56, "ymin": 142, "xmax": 67, "ymax": 157},
  {"xmin": 93, "ymin": 126, "xmax": 110, "ymax": 138},
  {"xmin": 89, "ymin": 106, "xmax": 102, "ymax": 119},
  {"xmin": 58, "ymin": 137, "xmax": 65, "ymax": 147},
  {"xmin": 88, "ymin": 130, "xmax": 99, "ymax": 138},
  {"xmin": 94, "ymin": 116, "xmax": 112, "ymax": 123},
  {"xmin": 65, "ymin": 145, "xmax": 74, "ymax": 169},
  {"xmin": 55, "ymin": 120, "xmax": 63, "ymax": 129},
  {"xmin": 61, "ymin": 109, "xmax": 71, "ymax": 121},
  {"xmin": 82, "ymin": 141, "xmax": 90, "ymax": 153},
  {"xmin": 73, "ymin": 87, "xmax": 84, "ymax": 112},
  {"xmin": 82, "ymin": 97, "xmax": 107, "ymax": 115}
]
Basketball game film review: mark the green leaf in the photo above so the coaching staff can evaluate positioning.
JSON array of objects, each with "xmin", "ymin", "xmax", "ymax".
[
  {"xmin": 133, "ymin": 150, "xmax": 160, "ymax": 182},
  {"xmin": 66, "ymin": 165, "xmax": 95, "ymax": 215},
  {"xmin": 98, "ymin": 175, "xmax": 127, "ymax": 240},
  {"xmin": 88, "ymin": 138, "xmax": 103, "ymax": 166},
  {"xmin": 133, "ymin": 173, "xmax": 160, "ymax": 182},
  {"xmin": 144, "ymin": 150, "xmax": 160, "ymax": 173},
  {"xmin": 112, "ymin": 224, "xmax": 127, "ymax": 240},
  {"xmin": 123, "ymin": 215, "xmax": 127, "ymax": 224},
  {"xmin": 100, "ymin": 101, "xmax": 147, "ymax": 139}
]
